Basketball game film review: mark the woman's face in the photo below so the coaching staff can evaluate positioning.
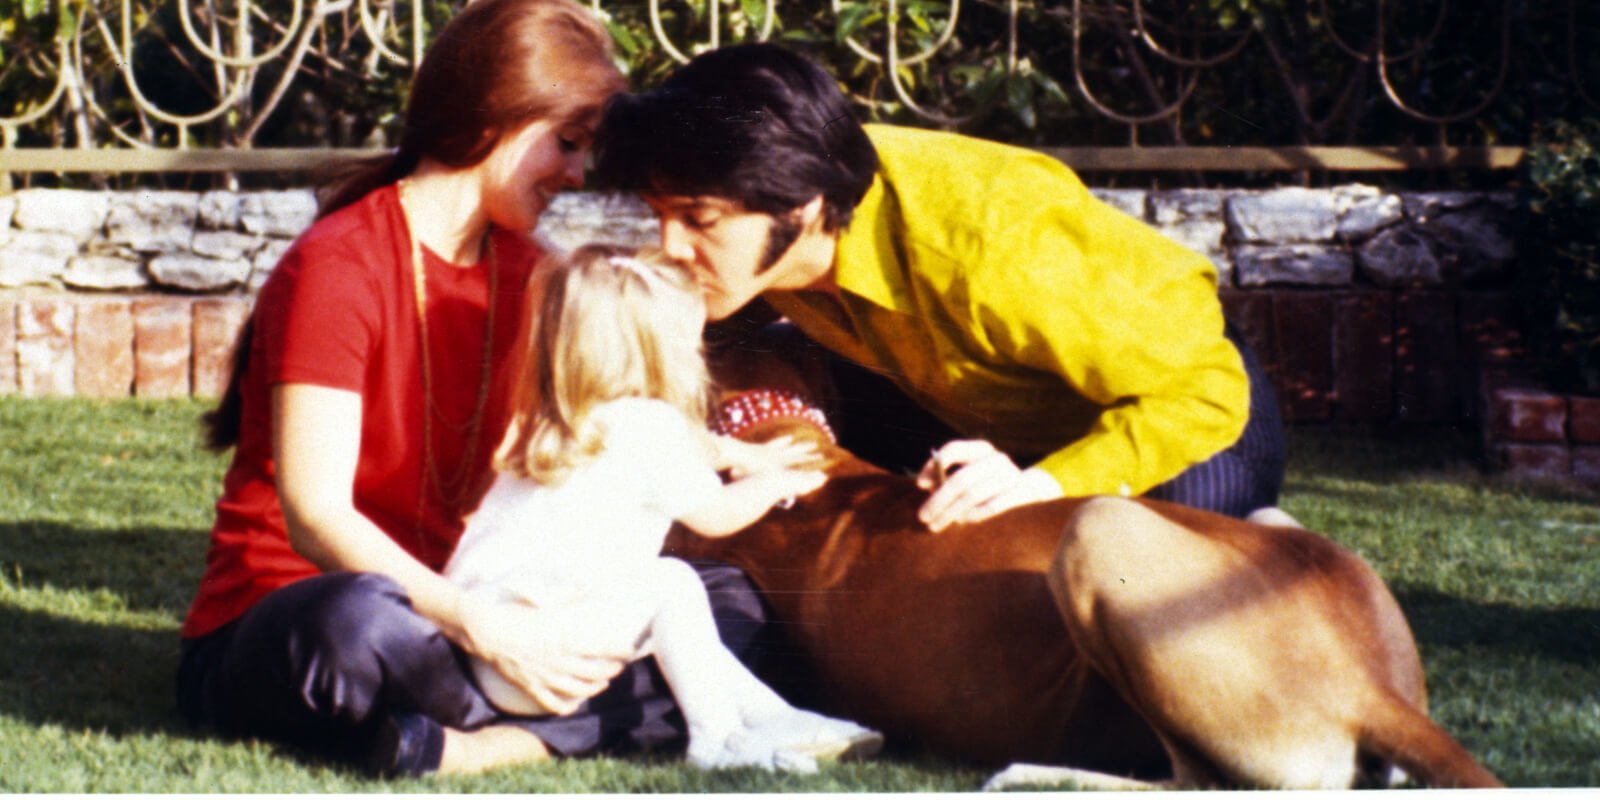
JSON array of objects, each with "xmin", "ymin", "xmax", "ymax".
[{"xmin": 480, "ymin": 116, "xmax": 595, "ymax": 232}]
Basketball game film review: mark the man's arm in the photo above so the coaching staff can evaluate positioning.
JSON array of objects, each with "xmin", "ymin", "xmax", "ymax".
[{"xmin": 916, "ymin": 199, "xmax": 1250, "ymax": 528}]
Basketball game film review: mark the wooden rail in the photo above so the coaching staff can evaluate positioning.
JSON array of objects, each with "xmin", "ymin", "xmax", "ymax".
[
  {"xmin": 0, "ymin": 148, "xmax": 372, "ymax": 173},
  {"xmin": 0, "ymin": 145, "xmax": 1525, "ymax": 174},
  {"xmin": 1038, "ymin": 146, "xmax": 1525, "ymax": 172}
]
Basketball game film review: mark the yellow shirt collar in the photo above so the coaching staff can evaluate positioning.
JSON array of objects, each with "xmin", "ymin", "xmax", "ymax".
[{"xmin": 832, "ymin": 171, "xmax": 914, "ymax": 313}]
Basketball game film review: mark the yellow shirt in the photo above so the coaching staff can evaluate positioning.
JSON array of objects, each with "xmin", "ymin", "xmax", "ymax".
[{"xmin": 766, "ymin": 124, "xmax": 1249, "ymax": 497}]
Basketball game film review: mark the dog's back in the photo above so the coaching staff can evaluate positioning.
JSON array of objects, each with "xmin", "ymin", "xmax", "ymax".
[{"xmin": 689, "ymin": 347, "xmax": 1500, "ymax": 787}]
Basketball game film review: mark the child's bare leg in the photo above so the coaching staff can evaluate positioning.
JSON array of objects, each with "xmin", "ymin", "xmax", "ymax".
[
  {"xmin": 643, "ymin": 558, "xmax": 791, "ymax": 768},
  {"xmin": 643, "ymin": 558, "xmax": 880, "ymax": 771}
]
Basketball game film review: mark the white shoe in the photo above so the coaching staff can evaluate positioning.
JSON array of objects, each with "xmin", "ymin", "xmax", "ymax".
[
  {"xmin": 687, "ymin": 730, "xmax": 820, "ymax": 774},
  {"xmin": 748, "ymin": 709, "xmax": 884, "ymax": 763}
]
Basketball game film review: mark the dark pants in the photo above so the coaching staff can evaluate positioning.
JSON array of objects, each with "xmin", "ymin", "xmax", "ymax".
[
  {"xmin": 175, "ymin": 561, "xmax": 770, "ymax": 764},
  {"xmin": 818, "ymin": 324, "xmax": 1286, "ymax": 519}
]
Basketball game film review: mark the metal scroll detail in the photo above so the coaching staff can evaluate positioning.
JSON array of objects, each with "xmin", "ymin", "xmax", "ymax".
[
  {"xmin": 1, "ymin": 0, "xmax": 420, "ymax": 150},
  {"xmin": 0, "ymin": 0, "xmax": 1588, "ymax": 153}
]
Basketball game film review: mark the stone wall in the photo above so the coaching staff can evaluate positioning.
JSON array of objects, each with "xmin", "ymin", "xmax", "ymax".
[
  {"xmin": 0, "ymin": 186, "xmax": 1524, "ymax": 422},
  {"xmin": 0, "ymin": 189, "xmax": 314, "ymax": 293}
]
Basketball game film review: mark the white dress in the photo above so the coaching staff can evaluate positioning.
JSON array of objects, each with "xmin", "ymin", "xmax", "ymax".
[
  {"xmin": 448, "ymin": 397, "xmax": 720, "ymax": 618},
  {"xmin": 443, "ymin": 397, "xmax": 877, "ymax": 771}
]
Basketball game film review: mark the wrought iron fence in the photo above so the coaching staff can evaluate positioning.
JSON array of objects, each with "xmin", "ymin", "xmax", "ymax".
[{"xmin": 0, "ymin": 0, "xmax": 1594, "ymax": 174}]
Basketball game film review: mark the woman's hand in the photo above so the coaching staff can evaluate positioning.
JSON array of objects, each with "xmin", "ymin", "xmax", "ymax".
[
  {"xmin": 915, "ymin": 440, "xmax": 1063, "ymax": 533},
  {"xmin": 455, "ymin": 592, "xmax": 632, "ymax": 716},
  {"xmin": 713, "ymin": 434, "xmax": 820, "ymax": 479}
]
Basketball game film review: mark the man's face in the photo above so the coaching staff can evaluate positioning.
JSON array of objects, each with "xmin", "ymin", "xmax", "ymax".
[{"xmin": 644, "ymin": 194, "xmax": 811, "ymax": 321}]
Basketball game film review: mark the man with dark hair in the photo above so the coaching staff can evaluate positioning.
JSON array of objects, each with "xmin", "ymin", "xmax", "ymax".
[{"xmin": 593, "ymin": 43, "xmax": 1285, "ymax": 531}]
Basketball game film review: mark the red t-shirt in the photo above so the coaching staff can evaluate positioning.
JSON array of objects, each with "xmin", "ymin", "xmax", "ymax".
[{"xmin": 181, "ymin": 185, "xmax": 538, "ymax": 638}]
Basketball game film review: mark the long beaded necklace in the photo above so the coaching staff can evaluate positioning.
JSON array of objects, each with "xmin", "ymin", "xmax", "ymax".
[{"xmin": 398, "ymin": 182, "xmax": 498, "ymax": 539}]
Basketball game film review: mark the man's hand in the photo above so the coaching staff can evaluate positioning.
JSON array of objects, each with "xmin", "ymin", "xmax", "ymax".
[{"xmin": 915, "ymin": 440, "xmax": 1063, "ymax": 533}]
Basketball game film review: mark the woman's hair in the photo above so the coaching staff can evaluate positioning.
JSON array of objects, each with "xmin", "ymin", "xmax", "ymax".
[
  {"xmin": 592, "ymin": 43, "xmax": 878, "ymax": 234},
  {"xmin": 496, "ymin": 244, "xmax": 712, "ymax": 485},
  {"xmin": 204, "ymin": 0, "xmax": 623, "ymax": 451},
  {"xmin": 319, "ymin": 0, "xmax": 625, "ymax": 217}
]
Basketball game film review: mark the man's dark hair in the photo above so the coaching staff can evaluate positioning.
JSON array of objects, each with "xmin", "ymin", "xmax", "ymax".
[{"xmin": 593, "ymin": 43, "xmax": 878, "ymax": 232}]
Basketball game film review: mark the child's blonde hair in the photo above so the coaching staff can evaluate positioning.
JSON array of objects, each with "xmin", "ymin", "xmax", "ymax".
[{"xmin": 497, "ymin": 243, "xmax": 712, "ymax": 484}]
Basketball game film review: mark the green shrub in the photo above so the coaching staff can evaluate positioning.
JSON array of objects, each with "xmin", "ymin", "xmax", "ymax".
[{"xmin": 1524, "ymin": 118, "xmax": 1600, "ymax": 395}]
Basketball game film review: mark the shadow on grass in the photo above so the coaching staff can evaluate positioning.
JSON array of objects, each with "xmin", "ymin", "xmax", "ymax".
[
  {"xmin": 1394, "ymin": 584, "xmax": 1600, "ymax": 666},
  {"xmin": 3, "ymin": 514, "xmax": 1596, "ymax": 789},
  {"xmin": 1286, "ymin": 423, "xmax": 1480, "ymax": 480},
  {"xmin": 0, "ymin": 521, "xmax": 205, "ymax": 617},
  {"xmin": 0, "ymin": 521, "xmax": 206, "ymax": 739},
  {"xmin": 1287, "ymin": 424, "xmax": 1600, "ymax": 505},
  {"xmin": 0, "ymin": 604, "xmax": 191, "ymax": 736}
]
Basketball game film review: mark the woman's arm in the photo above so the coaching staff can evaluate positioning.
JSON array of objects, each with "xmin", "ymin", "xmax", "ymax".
[
  {"xmin": 273, "ymin": 384, "xmax": 466, "ymax": 626},
  {"xmin": 272, "ymin": 383, "xmax": 626, "ymax": 713}
]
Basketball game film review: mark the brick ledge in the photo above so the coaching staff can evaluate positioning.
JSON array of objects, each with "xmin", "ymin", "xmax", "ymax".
[{"xmin": 1, "ymin": 293, "xmax": 250, "ymax": 398}]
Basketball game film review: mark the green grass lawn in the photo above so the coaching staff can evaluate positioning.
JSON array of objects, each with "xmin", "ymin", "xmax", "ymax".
[{"xmin": 1, "ymin": 398, "xmax": 1597, "ymax": 791}]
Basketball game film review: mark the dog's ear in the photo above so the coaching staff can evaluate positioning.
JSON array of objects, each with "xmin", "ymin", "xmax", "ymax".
[{"xmin": 739, "ymin": 417, "xmax": 838, "ymax": 469}]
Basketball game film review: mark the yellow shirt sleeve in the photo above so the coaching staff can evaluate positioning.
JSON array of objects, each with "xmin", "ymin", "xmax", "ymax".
[
  {"xmin": 965, "ymin": 211, "xmax": 1250, "ymax": 497},
  {"xmin": 801, "ymin": 125, "xmax": 1253, "ymax": 498}
]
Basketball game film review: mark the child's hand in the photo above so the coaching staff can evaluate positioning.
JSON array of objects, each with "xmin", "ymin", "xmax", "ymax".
[
  {"xmin": 759, "ymin": 467, "xmax": 829, "ymax": 508},
  {"xmin": 680, "ymin": 465, "xmax": 830, "ymax": 538},
  {"xmin": 716, "ymin": 434, "xmax": 820, "ymax": 479}
]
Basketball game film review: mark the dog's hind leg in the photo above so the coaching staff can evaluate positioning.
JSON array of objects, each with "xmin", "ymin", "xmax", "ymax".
[{"xmin": 1044, "ymin": 496, "xmax": 1379, "ymax": 788}]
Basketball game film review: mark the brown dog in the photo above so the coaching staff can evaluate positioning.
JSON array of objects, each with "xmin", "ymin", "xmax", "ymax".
[{"xmin": 664, "ymin": 348, "xmax": 1502, "ymax": 790}]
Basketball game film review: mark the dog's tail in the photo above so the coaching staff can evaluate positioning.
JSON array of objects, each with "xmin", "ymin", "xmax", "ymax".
[{"xmin": 1357, "ymin": 690, "xmax": 1503, "ymax": 788}]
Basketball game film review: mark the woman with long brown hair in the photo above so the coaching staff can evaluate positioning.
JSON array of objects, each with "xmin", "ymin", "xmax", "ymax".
[{"xmin": 175, "ymin": 0, "xmax": 772, "ymax": 776}]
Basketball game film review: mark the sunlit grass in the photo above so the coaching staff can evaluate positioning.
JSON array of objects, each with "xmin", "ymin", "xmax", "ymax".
[{"xmin": 1, "ymin": 400, "xmax": 1595, "ymax": 789}]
